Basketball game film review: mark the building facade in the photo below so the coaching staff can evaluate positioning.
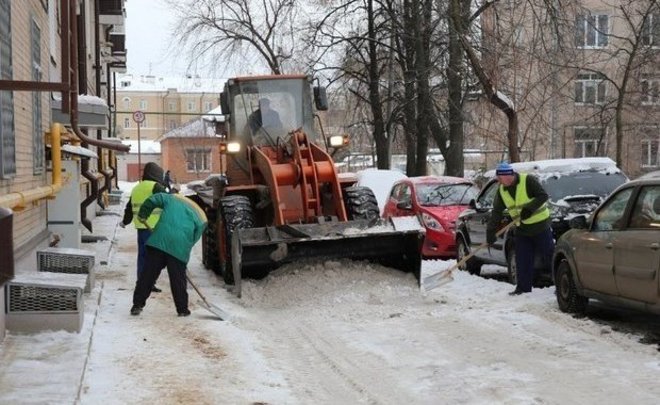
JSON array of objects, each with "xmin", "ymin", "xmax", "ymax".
[
  {"xmin": 0, "ymin": 0, "xmax": 129, "ymax": 339},
  {"xmin": 466, "ymin": 0, "xmax": 659, "ymax": 177}
]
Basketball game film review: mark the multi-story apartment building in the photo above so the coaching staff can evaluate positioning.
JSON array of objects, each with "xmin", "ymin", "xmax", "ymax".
[
  {"xmin": 465, "ymin": 0, "xmax": 659, "ymax": 177},
  {"xmin": 0, "ymin": 0, "xmax": 129, "ymax": 338},
  {"xmin": 114, "ymin": 74, "xmax": 223, "ymax": 141}
]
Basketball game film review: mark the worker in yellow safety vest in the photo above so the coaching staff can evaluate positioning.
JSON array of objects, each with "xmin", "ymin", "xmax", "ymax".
[
  {"xmin": 486, "ymin": 162, "xmax": 554, "ymax": 295},
  {"xmin": 121, "ymin": 162, "xmax": 167, "ymax": 292}
]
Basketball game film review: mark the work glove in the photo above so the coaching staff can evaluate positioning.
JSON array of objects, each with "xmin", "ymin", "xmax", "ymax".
[
  {"xmin": 520, "ymin": 207, "xmax": 533, "ymax": 220},
  {"xmin": 486, "ymin": 232, "xmax": 497, "ymax": 245}
]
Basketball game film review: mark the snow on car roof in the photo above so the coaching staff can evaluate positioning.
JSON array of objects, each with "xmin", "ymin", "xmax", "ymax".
[
  {"xmin": 406, "ymin": 175, "xmax": 472, "ymax": 184},
  {"xmin": 484, "ymin": 157, "xmax": 623, "ymax": 180}
]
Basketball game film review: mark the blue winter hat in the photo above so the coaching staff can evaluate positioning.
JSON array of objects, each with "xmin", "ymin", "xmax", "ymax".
[{"xmin": 495, "ymin": 162, "xmax": 514, "ymax": 176}]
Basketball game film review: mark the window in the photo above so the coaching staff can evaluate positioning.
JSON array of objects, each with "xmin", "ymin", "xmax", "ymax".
[
  {"xmin": 187, "ymin": 101, "xmax": 195, "ymax": 112},
  {"xmin": 31, "ymin": 18, "xmax": 44, "ymax": 174},
  {"xmin": 168, "ymin": 120, "xmax": 176, "ymax": 129},
  {"xmin": 204, "ymin": 101, "xmax": 213, "ymax": 111},
  {"xmin": 122, "ymin": 97, "xmax": 131, "ymax": 109},
  {"xmin": 641, "ymin": 77, "xmax": 660, "ymax": 105},
  {"xmin": 575, "ymin": 73, "xmax": 606, "ymax": 104},
  {"xmin": 575, "ymin": 14, "xmax": 609, "ymax": 48},
  {"xmin": 629, "ymin": 186, "xmax": 660, "ymax": 229},
  {"xmin": 186, "ymin": 148, "xmax": 211, "ymax": 172},
  {"xmin": 123, "ymin": 118, "xmax": 130, "ymax": 129},
  {"xmin": 593, "ymin": 188, "xmax": 633, "ymax": 232},
  {"xmin": 168, "ymin": 101, "xmax": 176, "ymax": 112},
  {"xmin": 574, "ymin": 127, "xmax": 607, "ymax": 157},
  {"xmin": 140, "ymin": 118, "xmax": 147, "ymax": 128},
  {"xmin": 642, "ymin": 12, "xmax": 660, "ymax": 47},
  {"xmin": 641, "ymin": 139, "xmax": 659, "ymax": 167},
  {"xmin": 139, "ymin": 99, "xmax": 147, "ymax": 109},
  {"xmin": 0, "ymin": 0, "xmax": 15, "ymax": 178}
]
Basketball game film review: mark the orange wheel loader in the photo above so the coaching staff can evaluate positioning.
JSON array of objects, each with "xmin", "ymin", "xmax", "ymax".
[{"xmin": 190, "ymin": 75, "xmax": 424, "ymax": 297}]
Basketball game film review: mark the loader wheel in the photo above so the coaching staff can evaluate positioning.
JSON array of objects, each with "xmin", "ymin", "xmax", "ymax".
[
  {"xmin": 556, "ymin": 260, "xmax": 588, "ymax": 315},
  {"xmin": 218, "ymin": 195, "xmax": 255, "ymax": 285},
  {"xmin": 343, "ymin": 186, "xmax": 380, "ymax": 220},
  {"xmin": 457, "ymin": 236, "xmax": 481, "ymax": 276},
  {"xmin": 202, "ymin": 208, "xmax": 219, "ymax": 271}
]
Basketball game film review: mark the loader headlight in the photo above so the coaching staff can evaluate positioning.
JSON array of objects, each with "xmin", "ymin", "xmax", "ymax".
[
  {"xmin": 421, "ymin": 213, "xmax": 444, "ymax": 232},
  {"xmin": 327, "ymin": 134, "xmax": 349, "ymax": 148},
  {"xmin": 226, "ymin": 142, "xmax": 241, "ymax": 153}
]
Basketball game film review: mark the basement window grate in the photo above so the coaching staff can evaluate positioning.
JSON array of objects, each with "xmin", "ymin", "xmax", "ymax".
[{"xmin": 7, "ymin": 284, "xmax": 79, "ymax": 312}]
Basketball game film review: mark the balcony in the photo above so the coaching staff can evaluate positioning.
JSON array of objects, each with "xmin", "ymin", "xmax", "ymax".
[{"xmin": 99, "ymin": 0, "xmax": 125, "ymax": 26}]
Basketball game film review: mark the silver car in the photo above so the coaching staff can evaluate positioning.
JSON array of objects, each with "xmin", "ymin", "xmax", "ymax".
[{"xmin": 553, "ymin": 175, "xmax": 660, "ymax": 315}]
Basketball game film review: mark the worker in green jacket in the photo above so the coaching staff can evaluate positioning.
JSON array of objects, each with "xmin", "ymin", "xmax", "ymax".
[{"xmin": 130, "ymin": 193, "xmax": 208, "ymax": 317}]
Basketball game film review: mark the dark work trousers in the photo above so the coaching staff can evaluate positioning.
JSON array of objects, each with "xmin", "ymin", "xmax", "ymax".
[
  {"xmin": 136, "ymin": 228, "xmax": 151, "ymax": 279},
  {"xmin": 514, "ymin": 227, "xmax": 554, "ymax": 292},
  {"xmin": 133, "ymin": 246, "xmax": 189, "ymax": 314}
]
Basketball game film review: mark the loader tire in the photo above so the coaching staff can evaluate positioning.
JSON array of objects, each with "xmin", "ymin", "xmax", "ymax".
[
  {"xmin": 343, "ymin": 186, "xmax": 380, "ymax": 220},
  {"xmin": 202, "ymin": 208, "xmax": 219, "ymax": 271},
  {"xmin": 218, "ymin": 195, "xmax": 255, "ymax": 285}
]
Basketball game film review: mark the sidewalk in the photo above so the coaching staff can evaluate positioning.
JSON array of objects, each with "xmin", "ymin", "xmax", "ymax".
[{"xmin": 0, "ymin": 202, "xmax": 119, "ymax": 403}]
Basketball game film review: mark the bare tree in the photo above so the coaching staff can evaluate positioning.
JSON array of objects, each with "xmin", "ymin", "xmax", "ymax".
[{"xmin": 166, "ymin": 0, "xmax": 300, "ymax": 75}]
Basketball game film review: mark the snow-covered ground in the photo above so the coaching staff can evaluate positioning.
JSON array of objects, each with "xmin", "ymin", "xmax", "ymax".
[{"xmin": 2, "ymin": 180, "xmax": 660, "ymax": 404}]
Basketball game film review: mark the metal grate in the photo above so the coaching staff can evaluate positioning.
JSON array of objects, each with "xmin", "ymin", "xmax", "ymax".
[
  {"xmin": 7, "ymin": 284, "xmax": 79, "ymax": 312},
  {"xmin": 37, "ymin": 248, "xmax": 95, "ymax": 274}
]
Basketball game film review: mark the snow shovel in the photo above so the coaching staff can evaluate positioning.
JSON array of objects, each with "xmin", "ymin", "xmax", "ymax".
[
  {"xmin": 186, "ymin": 274, "xmax": 230, "ymax": 320},
  {"xmin": 140, "ymin": 219, "xmax": 229, "ymax": 320},
  {"xmin": 421, "ymin": 220, "xmax": 517, "ymax": 293}
]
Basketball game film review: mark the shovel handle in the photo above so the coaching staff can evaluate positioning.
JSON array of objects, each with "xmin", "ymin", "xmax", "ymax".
[{"xmin": 449, "ymin": 220, "xmax": 517, "ymax": 275}]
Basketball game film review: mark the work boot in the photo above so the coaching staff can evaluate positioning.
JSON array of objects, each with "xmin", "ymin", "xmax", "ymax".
[
  {"xmin": 151, "ymin": 285, "xmax": 162, "ymax": 293},
  {"xmin": 130, "ymin": 305, "xmax": 144, "ymax": 316},
  {"xmin": 177, "ymin": 309, "xmax": 191, "ymax": 317},
  {"xmin": 509, "ymin": 289, "xmax": 529, "ymax": 296}
]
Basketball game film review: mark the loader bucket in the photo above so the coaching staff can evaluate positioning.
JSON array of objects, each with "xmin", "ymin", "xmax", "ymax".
[{"xmin": 230, "ymin": 217, "xmax": 425, "ymax": 297}]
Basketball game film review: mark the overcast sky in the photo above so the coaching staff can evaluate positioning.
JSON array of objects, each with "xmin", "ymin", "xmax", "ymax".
[{"xmin": 125, "ymin": 0, "xmax": 183, "ymax": 77}]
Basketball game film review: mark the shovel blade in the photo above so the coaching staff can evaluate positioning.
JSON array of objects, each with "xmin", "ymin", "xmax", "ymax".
[
  {"xmin": 197, "ymin": 299, "xmax": 229, "ymax": 320},
  {"xmin": 420, "ymin": 270, "xmax": 454, "ymax": 293}
]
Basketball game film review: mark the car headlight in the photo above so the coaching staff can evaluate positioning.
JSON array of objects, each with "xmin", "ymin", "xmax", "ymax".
[{"xmin": 421, "ymin": 213, "xmax": 445, "ymax": 232}]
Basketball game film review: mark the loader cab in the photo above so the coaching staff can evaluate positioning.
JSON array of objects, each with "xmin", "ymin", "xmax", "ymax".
[{"xmin": 223, "ymin": 76, "xmax": 325, "ymax": 148}]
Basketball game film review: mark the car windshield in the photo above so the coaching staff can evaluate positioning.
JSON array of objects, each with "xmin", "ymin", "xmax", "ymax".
[
  {"xmin": 416, "ymin": 183, "xmax": 478, "ymax": 206},
  {"xmin": 542, "ymin": 171, "xmax": 627, "ymax": 201}
]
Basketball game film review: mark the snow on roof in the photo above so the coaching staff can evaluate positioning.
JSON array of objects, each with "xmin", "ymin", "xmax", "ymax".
[
  {"xmin": 202, "ymin": 105, "xmax": 225, "ymax": 122},
  {"xmin": 121, "ymin": 140, "xmax": 161, "ymax": 154},
  {"xmin": 484, "ymin": 157, "xmax": 622, "ymax": 180},
  {"xmin": 116, "ymin": 73, "xmax": 225, "ymax": 93},
  {"xmin": 160, "ymin": 118, "xmax": 218, "ymax": 139},
  {"xmin": 53, "ymin": 94, "xmax": 108, "ymax": 107}
]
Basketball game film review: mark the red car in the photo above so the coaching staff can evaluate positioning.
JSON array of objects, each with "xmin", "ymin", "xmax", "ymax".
[{"xmin": 383, "ymin": 176, "xmax": 478, "ymax": 259}]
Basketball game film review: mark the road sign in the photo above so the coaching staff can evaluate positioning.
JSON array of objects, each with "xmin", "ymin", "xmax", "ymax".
[{"xmin": 132, "ymin": 110, "xmax": 145, "ymax": 123}]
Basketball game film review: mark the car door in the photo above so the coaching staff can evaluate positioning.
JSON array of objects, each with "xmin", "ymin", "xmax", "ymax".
[
  {"xmin": 614, "ymin": 185, "xmax": 660, "ymax": 303},
  {"xmin": 467, "ymin": 180, "xmax": 504, "ymax": 263},
  {"xmin": 383, "ymin": 183, "xmax": 414, "ymax": 218},
  {"xmin": 574, "ymin": 187, "xmax": 634, "ymax": 295}
]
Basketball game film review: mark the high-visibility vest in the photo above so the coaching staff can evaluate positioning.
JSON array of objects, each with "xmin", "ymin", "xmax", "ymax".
[
  {"xmin": 498, "ymin": 173, "xmax": 550, "ymax": 225},
  {"xmin": 130, "ymin": 180, "xmax": 162, "ymax": 229}
]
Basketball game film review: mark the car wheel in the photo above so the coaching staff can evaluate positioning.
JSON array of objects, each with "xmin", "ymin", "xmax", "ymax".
[
  {"xmin": 457, "ymin": 236, "xmax": 481, "ymax": 276},
  {"xmin": 506, "ymin": 244, "xmax": 517, "ymax": 285},
  {"xmin": 555, "ymin": 260, "xmax": 588, "ymax": 314}
]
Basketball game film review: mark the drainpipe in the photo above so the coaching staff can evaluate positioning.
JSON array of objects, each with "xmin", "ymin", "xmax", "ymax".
[
  {"xmin": 95, "ymin": 3, "xmax": 113, "ymax": 203},
  {"xmin": 0, "ymin": 123, "xmax": 64, "ymax": 209}
]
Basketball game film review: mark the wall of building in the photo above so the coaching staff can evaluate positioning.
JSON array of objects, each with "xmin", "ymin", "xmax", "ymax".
[
  {"xmin": 161, "ymin": 137, "xmax": 222, "ymax": 185},
  {"xmin": 0, "ymin": 2, "xmax": 53, "ymax": 256},
  {"xmin": 116, "ymin": 88, "xmax": 220, "ymax": 142},
  {"xmin": 116, "ymin": 154, "xmax": 161, "ymax": 182}
]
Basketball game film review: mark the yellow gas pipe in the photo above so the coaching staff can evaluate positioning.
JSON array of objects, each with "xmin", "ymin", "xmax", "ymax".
[{"xmin": 0, "ymin": 123, "xmax": 64, "ymax": 210}]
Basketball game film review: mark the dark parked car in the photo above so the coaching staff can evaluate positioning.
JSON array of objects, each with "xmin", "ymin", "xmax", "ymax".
[
  {"xmin": 553, "ymin": 175, "xmax": 660, "ymax": 315},
  {"xmin": 455, "ymin": 158, "xmax": 628, "ymax": 284}
]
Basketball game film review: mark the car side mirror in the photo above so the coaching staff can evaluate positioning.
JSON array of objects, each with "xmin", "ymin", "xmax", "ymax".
[
  {"xmin": 469, "ymin": 199, "xmax": 477, "ymax": 209},
  {"xmin": 397, "ymin": 201, "xmax": 412, "ymax": 210},
  {"xmin": 569, "ymin": 215, "xmax": 588, "ymax": 230}
]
